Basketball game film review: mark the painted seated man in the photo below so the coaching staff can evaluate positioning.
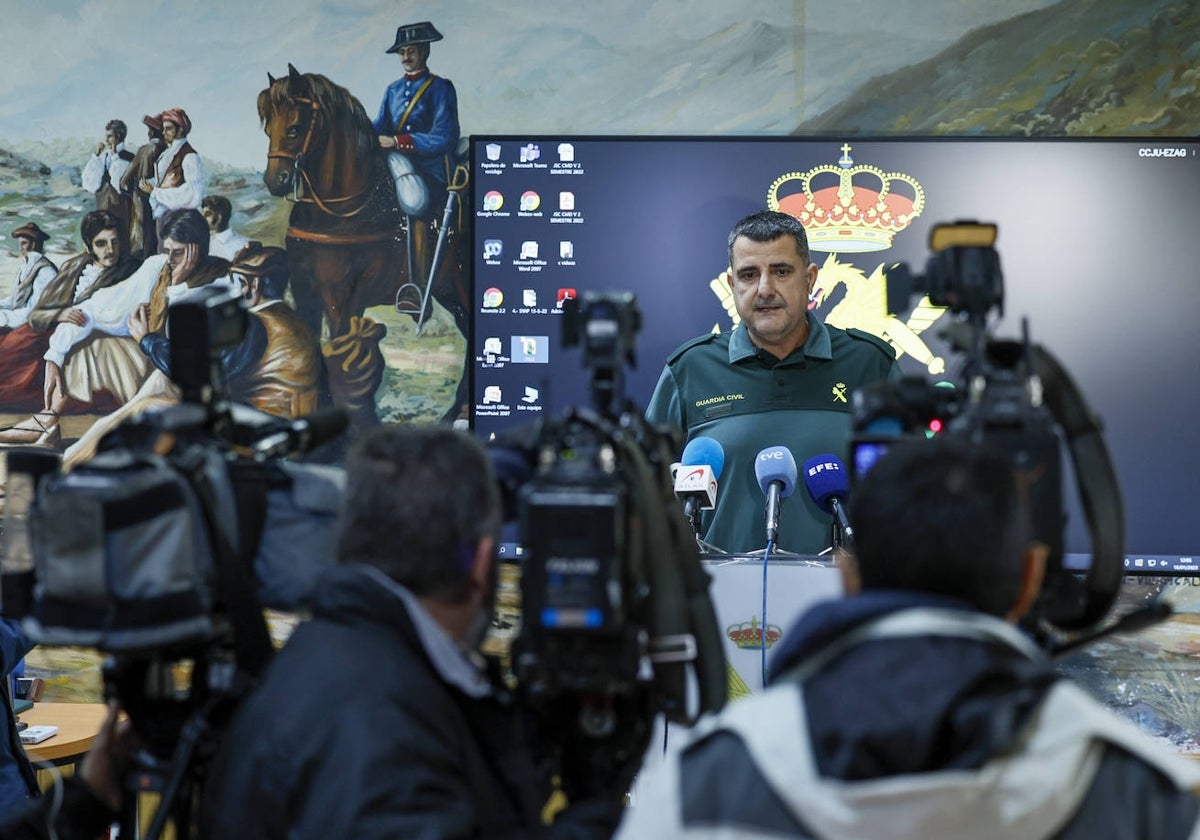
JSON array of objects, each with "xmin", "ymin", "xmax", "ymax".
[
  {"xmin": 0, "ymin": 211, "xmax": 142, "ymax": 434},
  {"xmin": 0, "ymin": 209, "xmax": 228, "ymax": 452}
]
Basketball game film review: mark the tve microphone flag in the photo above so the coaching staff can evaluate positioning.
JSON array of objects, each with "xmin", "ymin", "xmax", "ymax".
[{"xmin": 754, "ymin": 446, "xmax": 798, "ymax": 545}]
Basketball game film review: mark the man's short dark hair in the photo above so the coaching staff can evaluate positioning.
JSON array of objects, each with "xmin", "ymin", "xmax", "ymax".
[
  {"xmin": 105, "ymin": 119, "xmax": 128, "ymax": 142},
  {"xmin": 727, "ymin": 210, "xmax": 812, "ymax": 268},
  {"xmin": 159, "ymin": 208, "xmax": 210, "ymax": 254},
  {"xmin": 336, "ymin": 426, "xmax": 500, "ymax": 601},
  {"xmin": 848, "ymin": 440, "xmax": 1030, "ymax": 616},
  {"xmin": 201, "ymin": 195, "xmax": 233, "ymax": 231},
  {"xmin": 80, "ymin": 210, "xmax": 122, "ymax": 252},
  {"xmin": 257, "ymin": 268, "xmax": 288, "ymax": 300}
]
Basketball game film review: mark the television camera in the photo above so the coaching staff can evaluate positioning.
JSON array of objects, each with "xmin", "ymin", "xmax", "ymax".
[
  {"xmin": 0, "ymin": 285, "xmax": 346, "ymax": 840},
  {"xmin": 489, "ymin": 291, "xmax": 728, "ymax": 798},
  {"xmin": 851, "ymin": 221, "xmax": 1150, "ymax": 645}
]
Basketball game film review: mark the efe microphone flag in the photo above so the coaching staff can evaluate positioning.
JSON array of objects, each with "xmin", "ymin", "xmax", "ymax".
[{"xmin": 802, "ymin": 454, "xmax": 855, "ymax": 544}]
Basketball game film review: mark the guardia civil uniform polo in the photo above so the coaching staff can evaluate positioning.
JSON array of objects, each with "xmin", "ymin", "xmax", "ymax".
[{"xmin": 645, "ymin": 313, "xmax": 898, "ymax": 555}]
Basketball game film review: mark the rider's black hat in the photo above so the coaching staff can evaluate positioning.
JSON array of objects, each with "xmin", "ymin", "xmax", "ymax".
[{"xmin": 386, "ymin": 21, "xmax": 443, "ymax": 53}]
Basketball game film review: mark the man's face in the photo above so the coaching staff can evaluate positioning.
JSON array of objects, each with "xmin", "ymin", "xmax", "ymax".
[
  {"xmin": 398, "ymin": 44, "xmax": 427, "ymax": 74},
  {"xmin": 16, "ymin": 236, "xmax": 33, "ymax": 257},
  {"xmin": 235, "ymin": 272, "xmax": 258, "ymax": 304},
  {"xmin": 89, "ymin": 228, "xmax": 121, "ymax": 268},
  {"xmin": 162, "ymin": 237, "xmax": 187, "ymax": 270},
  {"xmin": 201, "ymin": 207, "xmax": 221, "ymax": 234},
  {"xmin": 727, "ymin": 234, "xmax": 818, "ymax": 357},
  {"xmin": 104, "ymin": 129, "xmax": 119, "ymax": 150},
  {"xmin": 162, "ymin": 121, "xmax": 180, "ymax": 144}
]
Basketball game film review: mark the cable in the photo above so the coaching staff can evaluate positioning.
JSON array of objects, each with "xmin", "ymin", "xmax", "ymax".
[{"xmin": 761, "ymin": 539, "xmax": 774, "ymax": 690}]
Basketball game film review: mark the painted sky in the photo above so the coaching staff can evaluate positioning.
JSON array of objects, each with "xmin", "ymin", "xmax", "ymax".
[{"xmin": 0, "ymin": 0, "xmax": 1057, "ymax": 170}]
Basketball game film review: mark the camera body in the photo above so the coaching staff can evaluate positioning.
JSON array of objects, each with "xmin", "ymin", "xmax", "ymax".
[
  {"xmin": 851, "ymin": 221, "xmax": 1122, "ymax": 634},
  {"xmin": 492, "ymin": 292, "xmax": 726, "ymax": 785}
]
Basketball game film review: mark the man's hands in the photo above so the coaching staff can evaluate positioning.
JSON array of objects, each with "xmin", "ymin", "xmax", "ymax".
[
  {"xmin": 78, "ymin": 702, "xmax": 137, "ymax": 812},
  {"xmin": 127, "ymin": 304, "xmax": 150, "ymax": 342},
  {"xmin": 56, "ymin": 307, "xmax": 87, "ymax": 327},
  {"xmin": 169, "ymin": 242, "xmax": 201, "ymax": 286}
]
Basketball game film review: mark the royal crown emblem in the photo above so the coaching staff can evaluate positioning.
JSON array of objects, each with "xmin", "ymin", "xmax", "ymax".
[
  {"xmin": 768, "ymin": 143, "xmax": 925, "ymax": 253},
  {"xmin": 726, "ymin": 617, "xmax": 783, "ymax": 650}
]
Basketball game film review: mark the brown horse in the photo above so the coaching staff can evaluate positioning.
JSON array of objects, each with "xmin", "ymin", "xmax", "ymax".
[{"xmin": 257, "ymin": 64, "xmax": 470, "ymax": 425}]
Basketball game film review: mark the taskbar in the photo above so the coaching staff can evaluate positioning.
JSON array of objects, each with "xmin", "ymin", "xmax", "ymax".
[{"xmin": 1062, "ymin": 553, "xmax": 1198, "ymax": 575}]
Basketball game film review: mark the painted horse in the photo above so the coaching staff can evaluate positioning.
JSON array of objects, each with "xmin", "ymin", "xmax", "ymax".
[{"xmin": 258, "ymin": 64, "xmax": 470, "ymax": 427}]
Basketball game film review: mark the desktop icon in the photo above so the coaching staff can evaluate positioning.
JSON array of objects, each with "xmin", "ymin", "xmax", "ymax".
[
  {"xmin": 522, "ymin": 386, "xmax": 539, "ymax": 403},
  {"xmin": 520, "ymin": 191, "xmax": 541, "ymax": 212},
  {"xmin": 523, "ymin": 289, "xmax": 537, "ymax": 307},
  {"xmin": 483, "ymin": 337, "xmax": 503, "ymax": 356},
  {"xmin": 483, "ymin": 190, "xmax": 504, "ymax": 211},
  {"xmin": 520, "ymin": 241, "xmax": 540, "ymax": 259},
  {"xmin": 556, "ymin": 288, "xmax": 577, "ymax": 307},
  {"xmin": 520, "ymin": 143, "xmax": 541, "ymax": 163},
  {"xmin": 483, "ymin": 239, "xmax": 503, "ymax": 259},
  {"xmin": 485, "ymin": 143, "xmax": 502, "ymax": 161},
  {"xmin": 559, "ymin": 191, "xmax": 575, "ymax": 210},
  {"xmin": 512, "ymin": 335, "xmax": 549, "ymax": 363},
  {"xmin": 482, "ymin": 287, "xmax": 504, "ymax": 308},
  {"xmin": 557, "ymin": 143, "xmax": 575, "ymax": 162},
  {"xmin": 483, "ymin": 385, "xmax": 503, "ymax": 404},
  {"xmin": 559, "ymin": 241, "xmax": 574, "ymax": 259}
]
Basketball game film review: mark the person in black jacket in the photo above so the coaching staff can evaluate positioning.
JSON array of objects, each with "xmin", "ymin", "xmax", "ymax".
[
  {"xmin": 200, "ymin": 425, "xmax": 624, "ymax": 838},
  {"xmin": 0, "ymin": 618, "xmax": 38, "ymax": 816},
  {"xmin": 618, "ymin": 440, "xmax": 1200, "ymax": 839},
  {"xmin": 0, "ymin": 702, "xmax": 133, "ymax": 840}
]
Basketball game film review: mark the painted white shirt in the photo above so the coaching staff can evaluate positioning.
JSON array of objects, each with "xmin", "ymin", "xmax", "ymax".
[
  {"xmin": 209, "ymin": 227, "xmax": 250, "ymax": 261},
  {"xmin": 81, "ymin": 143, "xmax": 132, "ymax": 194},
  {"xmin": 44, "ymin": 255, "xmax": 165, "ymax": 365},
  {"xmin": 0, "ymin": 251, "xmax": 58, "ymax": 329},
  {"xmin": 73, "ymin": 262, "xmax": 105, "ymax": 302},
  {"xmin": 148, "ymin": 137, "xmax": 204, "ymax": 218},
  {"xmin": 44, "ymin": 254, "xmax": 235, "ymax": 366}
]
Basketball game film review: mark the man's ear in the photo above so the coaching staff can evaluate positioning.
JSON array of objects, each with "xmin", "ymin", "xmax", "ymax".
[
  {"xmin": 837, "ymin": 550, "xmax": 862, "ymax": 596},
  {"xmin": 1005, "ymin": 542, "xmax": 1048, "ymax": 624},
  {"xmin": 468, "ymin": 535, "xmax": 496, "ymax": 599},
  {"xmin": 806, "ymin": 260, "xmax": 819, "ymax": 297}
]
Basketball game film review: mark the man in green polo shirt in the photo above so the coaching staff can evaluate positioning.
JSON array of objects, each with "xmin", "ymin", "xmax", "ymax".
[{"xmin": 645, "ymin": 210, "xmax": 899, "ymax": 555}]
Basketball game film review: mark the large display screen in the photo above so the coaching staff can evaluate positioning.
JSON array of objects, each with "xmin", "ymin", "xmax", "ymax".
[{"xmin": 470, "ymin": 136, "xmax": 1200, "ymax": 572}]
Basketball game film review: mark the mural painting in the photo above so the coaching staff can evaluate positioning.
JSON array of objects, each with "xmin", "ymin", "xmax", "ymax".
[{"xmin": 0, "ymin": 16, "xmax": 472, "ymax": 469}]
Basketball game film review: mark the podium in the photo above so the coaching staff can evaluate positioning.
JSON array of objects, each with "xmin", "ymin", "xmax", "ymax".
[{"xmin": 701, "ymin": 554, "xmax": 844, "ymax": 697}]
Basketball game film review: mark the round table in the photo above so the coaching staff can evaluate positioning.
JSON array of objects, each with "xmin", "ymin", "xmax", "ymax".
[{"xmin": 17, "ymin": 702, "xmax": 108, "ymax": 766}]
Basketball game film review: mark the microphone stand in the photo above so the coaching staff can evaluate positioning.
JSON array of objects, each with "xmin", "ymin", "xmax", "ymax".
[{"xmin": 831, "ymin": 520, "xmax": 845, "ymax": 552}]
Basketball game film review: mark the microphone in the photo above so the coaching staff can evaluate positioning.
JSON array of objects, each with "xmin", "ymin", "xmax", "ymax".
[
  {"xmin": 754, "ymin": 446, "xmax": 797, "ymax": 545},
  {"xmin": 802, "ymin": 454, "xmax": 854, "ymax": 546},
  {"xmin": 253, "ymin": 408, "xmax": 350, "ymax": 459},
  {"xmin": 674, "ymin": 437, "xmax": 725, "ymax": 535}
]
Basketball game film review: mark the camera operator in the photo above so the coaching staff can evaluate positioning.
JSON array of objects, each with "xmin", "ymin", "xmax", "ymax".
[
  {"xmin": 618, "ymin": 440, "xmax": 1200, "ymax": 839},
  {"xmin": 0, "ymin": 703, "xmax": 135, "ymax": 840},
  {"xmin": 201, "ymin": 425, "xmax": 626, "ymax": 838},
  {"xmin": 0, "ymin": 618, "xmax": 37, "ymax": 815}
]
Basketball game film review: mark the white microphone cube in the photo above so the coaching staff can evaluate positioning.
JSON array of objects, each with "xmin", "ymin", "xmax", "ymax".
[{"xmin": 674, "ymin": 465, "xmax": 717, "ymax": 510}]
